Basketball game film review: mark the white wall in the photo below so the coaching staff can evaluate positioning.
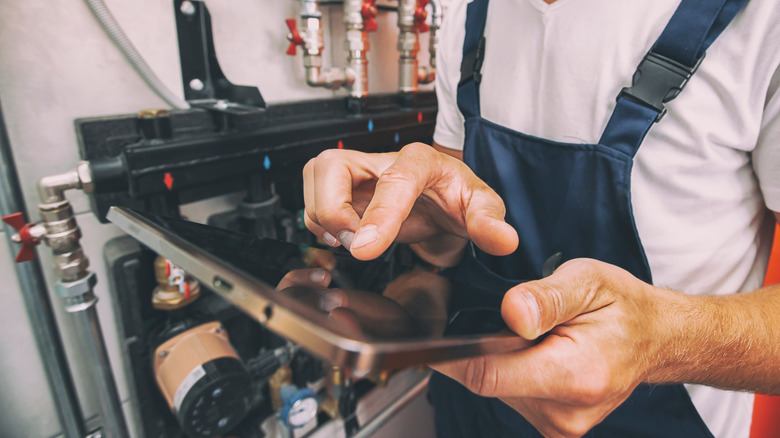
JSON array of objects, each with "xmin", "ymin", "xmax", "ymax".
[{"xmin": 0, "ymin": 1, "xmax": 433, "ymax": 436}]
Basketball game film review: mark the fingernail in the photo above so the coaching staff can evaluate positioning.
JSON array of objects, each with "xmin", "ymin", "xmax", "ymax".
[
  {"xmin": 351, "ymin": 225, "xmax": 378, "ymax": 250},
  {"xmin": 337, "ymin": 230, "xmax": 355, "ymax": 249},
  {"xmin": 522, "ymin": 292, "xmax": 541, "ymax": 336},
  {"xmin": 318, "ymin": 291, "xmax": 343, "ymax": 312},
  {"xmin": 322, "ymin": 232, "xmax": 339, "ymax": 247},
  {"xmin": 310, "ymin": 268, "xmax": 327, "ymax": 284}
]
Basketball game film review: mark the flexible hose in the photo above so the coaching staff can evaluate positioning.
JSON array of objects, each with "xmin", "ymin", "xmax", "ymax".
[{"xmin": 85, "ymin": 0, "xmax": 190, "ymax": 109}]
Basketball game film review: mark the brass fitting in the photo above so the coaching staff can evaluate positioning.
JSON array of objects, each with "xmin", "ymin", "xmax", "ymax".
[{"xmin": 152, "ymin": 255, "xmax": 200, "ymax": 310}]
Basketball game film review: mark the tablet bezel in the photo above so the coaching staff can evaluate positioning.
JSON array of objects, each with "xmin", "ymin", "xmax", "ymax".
[{"xmin": 107, "ymin": 206, "xmax": 530, "ymax": 375}]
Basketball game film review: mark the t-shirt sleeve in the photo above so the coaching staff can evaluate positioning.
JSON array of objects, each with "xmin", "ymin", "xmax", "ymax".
[
  {"xmin": 753, "ymin": 63, "xmax": 780, "ymax": 212},
  {"xmin": 432, "ymin": 0, "xmax": 467, "ymax": 151}
]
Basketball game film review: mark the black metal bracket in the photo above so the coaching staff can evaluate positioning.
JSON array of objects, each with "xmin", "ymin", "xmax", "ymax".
[
  {"xmin": 174, "ymin": 0, "xmax": 266, "ymax": 108},
  {"xmin": 618, "ymin": 51, "xmax": 704, "ymax": 122}
]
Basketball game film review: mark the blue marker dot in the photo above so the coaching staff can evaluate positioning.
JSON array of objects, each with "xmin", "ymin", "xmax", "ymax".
[
  {"xmin": 368, "ymin": 119, "xmax": 374, "ymax": 132},
  {"xmin": 263, "ymin": 156, "xmax": 271, "ymax": 170},
  {"xmin": 394, "ymin": 133, "xmax": 400, "ymax": 144}
]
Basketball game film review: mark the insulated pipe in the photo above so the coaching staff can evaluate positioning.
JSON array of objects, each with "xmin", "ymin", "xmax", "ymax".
[
  {"xmin": 35, "ymin": 165, "xmax": 129, "ymax": 438},
  {"xmin": 0, "ymin": 101, "xmax": 87, "ymax": 438}
]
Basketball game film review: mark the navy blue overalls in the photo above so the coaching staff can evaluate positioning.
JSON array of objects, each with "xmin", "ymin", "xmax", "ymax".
[{"xmin": 429, "ymin": 0, "xmax": 749, "ymax": 436}]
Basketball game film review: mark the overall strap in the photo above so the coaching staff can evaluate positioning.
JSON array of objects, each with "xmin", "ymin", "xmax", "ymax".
[
  {"xmin": 457, "ymin": 0, "xmax": 489, "ymax": 119},
  {"xmin": 600, "ymin": 0, "xmax": 749, "ymax": 156}
]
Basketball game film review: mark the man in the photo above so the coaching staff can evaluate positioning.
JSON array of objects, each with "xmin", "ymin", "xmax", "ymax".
[{"xmin": 302, "ymin": 0, "xmax": 780, "ymax": 436}]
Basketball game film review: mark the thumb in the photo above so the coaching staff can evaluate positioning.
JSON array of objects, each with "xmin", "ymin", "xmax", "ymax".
[{"xmin": 501, "ymin": 259, "xmax": 610, "ymax": 339}]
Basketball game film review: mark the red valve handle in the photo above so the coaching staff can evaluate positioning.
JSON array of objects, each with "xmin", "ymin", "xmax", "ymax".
[
  {"xmin": 414, "ymin": 0, "xmax": 430, "ymax": 33},
  {"xmin": 2, "ymin": 212, "xmax": 41, "ymax": 262},
  {"xmin": 285, "ymin": 18, "xmax": 305, "ymax": 56},
  {"xmin": 362, "ymin": 0, "xmax": 378, "ymax": 32}
]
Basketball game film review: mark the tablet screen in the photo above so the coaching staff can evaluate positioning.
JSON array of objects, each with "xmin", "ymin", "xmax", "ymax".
[{"xmin": 123, "ymin": 209, "xmax": 509, "ymax": 344}]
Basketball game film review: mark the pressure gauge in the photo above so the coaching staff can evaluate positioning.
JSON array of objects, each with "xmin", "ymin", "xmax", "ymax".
[{"xmin": 280, "ymin": 385, "xmax": 319, "ymax": 429}]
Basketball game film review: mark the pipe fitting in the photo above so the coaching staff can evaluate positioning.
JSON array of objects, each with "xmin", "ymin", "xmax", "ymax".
[
  {"xmin": 290, "ymin": 0, "xmax": 368, "ymax": 98},
  {"xmin": 77, "ymin": 161, "xmax": 94, "ymax": 195},
  {"xmin": 418, "ymin": 66, "xmax": 435, "ymax": 84},
  {"xmin": 54, "ymin": 271, "xmax": 97, "ymax": 299},
  {"xmin": 37, "ymin": 170, "xmax": 80, "ymax": 208},
  {"xmin": 53, "ymin": 249, "xmax": 90, "ymax": 282}
]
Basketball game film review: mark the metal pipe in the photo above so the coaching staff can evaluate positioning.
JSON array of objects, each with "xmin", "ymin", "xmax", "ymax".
[
  {"xmin": 398, "ymin": 0, "xmax": 440, "ymax": 92},
  {"xmin": 291, "ymin": 0, "xmax": 367, "ymax": 97},
  {"xmin": 37, "ymin": 164, "xmax": 130, "ymax": 437},
  {"xmin": 342, "ymin": 0, "xmax": 369, "ymax": 98},
  {"xmin": 398, "ymin": 0, "xmax": 420, "ymax": 93},
  {"xmin": 64, "ymin": 289, "xmax": 127, "ymax": 438},
  {"xmin": 0, "ymin": 100, "xmax": 87, "ymax": 437},
  {"xmin": 421, "ymin": 0, "xmax": 442, "ymax": 83}
]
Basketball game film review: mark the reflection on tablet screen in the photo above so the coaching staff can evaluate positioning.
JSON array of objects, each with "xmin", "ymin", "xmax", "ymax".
[{"xmin": 128, "ymin": 209, "xmax": 508, "ymax": 343}]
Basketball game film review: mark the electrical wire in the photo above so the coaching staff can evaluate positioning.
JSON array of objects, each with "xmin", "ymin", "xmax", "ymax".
[{"xmin": 84, "ymin": 0, "xmax": 190, "ymax": 109}]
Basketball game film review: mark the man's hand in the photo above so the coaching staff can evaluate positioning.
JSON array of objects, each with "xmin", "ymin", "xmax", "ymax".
[
  {"xmin": 302, "ymin": 143, "xmax": 518, "ymax": 261},
  {"xmin": 430, "ymin": 259, "xmax": 670, "ymax": 438}
]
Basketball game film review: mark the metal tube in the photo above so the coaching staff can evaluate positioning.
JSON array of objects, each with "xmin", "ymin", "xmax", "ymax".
[
  {"xmin": 36, "ymin": 162, "xmax": 129, "ymax": 437},
  {"xmin": 65, "ymin": 292, "xmax": 128, "ymax": 438},
  {"xmin": 0, "ymin": 99, "xmax": 87, "ymax": 437},
  {"xmin": 398, "ymin": 0, "xmax": 420, "ymax": 93},
  {"xmin": 295, "ymin": 0, "xmax": 365, "ymax": 96}
]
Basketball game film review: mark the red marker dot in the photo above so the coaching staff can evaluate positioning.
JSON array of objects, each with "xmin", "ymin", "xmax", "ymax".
[
  {"xmin": 163, "ymin": 172, "xmax": 174, "ymax": 190},
  {"xmin": 337, "ymin": 140, "xmax": 344, "ymax": 149},
  {"xmin": 417, "ymin": 112, "xmax": 423, "ymax": 123},
  {"xmin": 184, "ymin": 283, "xmax": 191, "ymax": 299}
]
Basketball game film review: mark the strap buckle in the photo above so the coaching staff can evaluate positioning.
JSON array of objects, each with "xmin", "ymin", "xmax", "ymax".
[
  {"xmin": 458, "ymin": 36, "xmax": 487, "ymax": 86},
  {"xmin": 618, "ymin": 51, "xmax": 704, "ymax": 122}
]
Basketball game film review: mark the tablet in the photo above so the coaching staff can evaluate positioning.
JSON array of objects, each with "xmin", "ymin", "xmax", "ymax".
[{"xmin": 107, "ymin": 206, "xmax": 530, "ymax": 376}]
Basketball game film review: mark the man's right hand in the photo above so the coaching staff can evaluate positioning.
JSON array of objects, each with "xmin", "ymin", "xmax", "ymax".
[{"xmin": 302, "ymin": 142, "xmax": 519, "ymax": 261}]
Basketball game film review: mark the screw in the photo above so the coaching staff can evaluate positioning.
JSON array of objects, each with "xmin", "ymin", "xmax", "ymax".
[
  {"xmin": 180, "ymin": 1, "xmax": 196, "ymax": 16},
  {"xmin": 158, "ymin": 350, "xmax": 168, "ymax": 358},
  {"xmin": 215, "ymin": 100, "xmax": 229, "ymax": 110},
  {"xmin": 189, "ymin": 78, "xmax": 205, "ymax": 91}
]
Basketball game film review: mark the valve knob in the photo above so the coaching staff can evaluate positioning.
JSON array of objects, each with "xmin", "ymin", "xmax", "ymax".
[
  {"xmin": 280, "ymin": 385, "xmax": 318, "ymax": 429},
  {"xmin": 285, "ymin": 18, "xmax": 305, "ymax": 56},
  {"xmin": 362, "ymin": 0, "xmax": 378, "ymax": 32},
  {"xmin": 2, "ymin": 212, "xmax": 42, "ymax": 263},
  {"xmin": 415, "ymin": 0, "xmax": 430, "ymax": 33}
]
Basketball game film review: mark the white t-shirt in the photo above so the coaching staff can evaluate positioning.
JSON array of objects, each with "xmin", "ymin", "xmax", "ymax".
[{"xmin": 433, "ymin": 0, "xmax": 780, "ymax": 436}]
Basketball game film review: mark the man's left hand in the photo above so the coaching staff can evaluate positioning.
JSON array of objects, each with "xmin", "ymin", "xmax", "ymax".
[{"xmin": 430, "ymin": 258, "xmax": 672, "ymax": 438}]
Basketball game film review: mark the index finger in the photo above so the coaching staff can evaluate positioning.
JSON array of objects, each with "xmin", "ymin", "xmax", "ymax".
[
  {"xmin": 309, "ymin": 149, "xmax": 396, "ymax": 248},
  {"xmin": 350, "ymin": 143, "xmax": 438, "ymax": 260}
]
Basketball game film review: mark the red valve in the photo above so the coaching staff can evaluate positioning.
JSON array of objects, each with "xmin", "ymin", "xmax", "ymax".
[
  {"xmin": 362, "ymin": 0, "xmax": 378, "ymax": 32},
  {"xmin": 285, "ymin": 18, "xmax": 305, "ymax": 56},
  {"xmin": 3, "ymin": 212, "xmax": 41, "ymax": 263},
  {"xmin": 414, "ymin": 0, "xmax": 430, "ymax": 33}
]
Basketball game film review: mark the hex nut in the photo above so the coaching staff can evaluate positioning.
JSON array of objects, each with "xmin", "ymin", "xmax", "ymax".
[
  {"xmin": 55, "ymin": 272, "xmax": 97, "ymax": 298},
  {"xmin": 39, "ymin": 205, "xmax": 74, "ymax": 223},
  {"xmin": 77, "ymin": 162, "xmax": 95, "ymax": 194}
]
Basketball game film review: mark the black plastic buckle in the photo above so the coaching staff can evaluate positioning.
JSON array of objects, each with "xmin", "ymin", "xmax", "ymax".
[
  {"xmin": 618, "ymin": 51, "xmax": 704, "ymax": 122},
  {"xmin": 458, "ymin": 36, "xmax": 487, "ymax": 86}
]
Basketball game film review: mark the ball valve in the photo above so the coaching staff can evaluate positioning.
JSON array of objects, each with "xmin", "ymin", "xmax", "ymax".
[
  {"xmin": 362, "ymin": 0, "xmax": 378, "ymax": 32},
  {"xmin": 3, "ymin": 212, "xmax": 45, "ymax": 262},
  {"xmin": 285, "ymin": 18, "xmax": 305, "ymax": 56},
  {"xmin": 414, "ymin": 0, "xmax": 430, "ymax": 33}
]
